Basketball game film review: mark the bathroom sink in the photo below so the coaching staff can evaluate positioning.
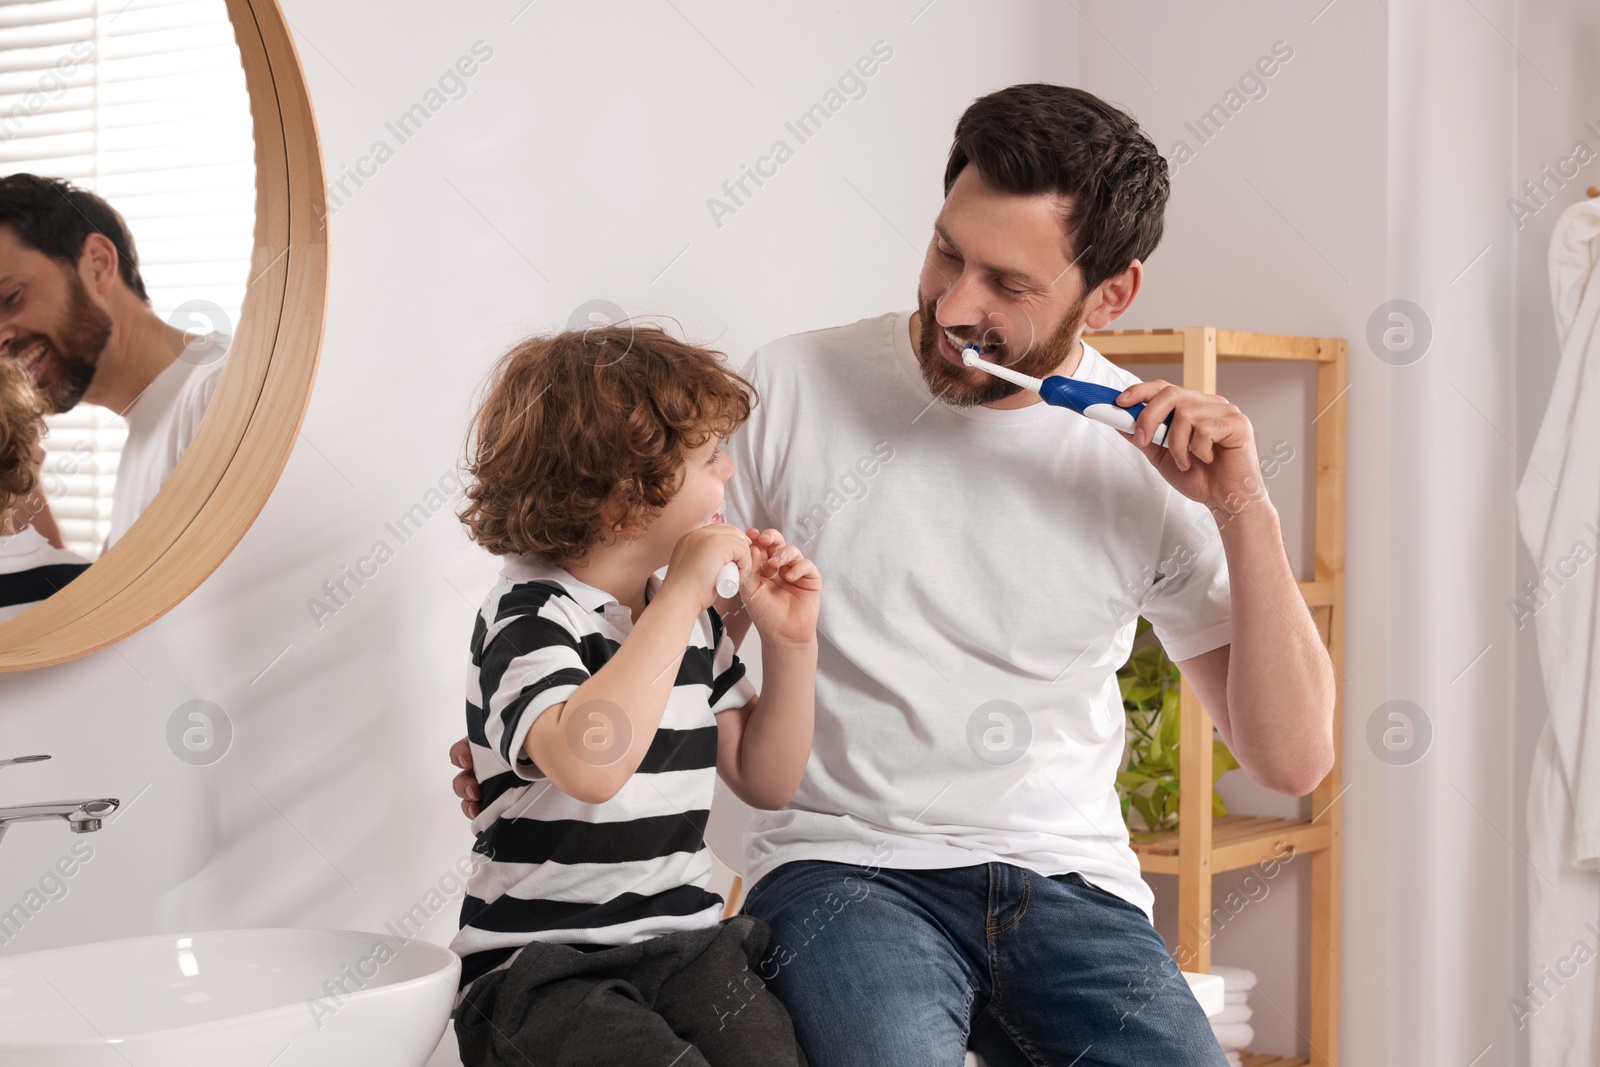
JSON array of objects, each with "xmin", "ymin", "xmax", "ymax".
[{"xmin": 0, "ymin": 928, "xmax": 460, "ymax": 1066}]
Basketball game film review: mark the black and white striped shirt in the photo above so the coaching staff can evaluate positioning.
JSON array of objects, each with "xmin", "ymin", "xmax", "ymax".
[
  {"xmin": 450, "ymin": 553, "xmax": 756, "ymax": 992},
  {"xmin": 0, "ymin": 527, "xmax": 90, "ymax": 624}
]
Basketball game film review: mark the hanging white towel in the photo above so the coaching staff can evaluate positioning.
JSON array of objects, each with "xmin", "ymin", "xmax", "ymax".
[
  {"xmin": 1517, "ymin": 195, "xmax": 1600, "ymax": 869},
  {"xmin": 1515, "ymin": 196, "xmax": 1600, "ymax": 1066},
  {"xmin": 1525, "ymin": 717, "xmax": 1600, "ymax": 1062}
]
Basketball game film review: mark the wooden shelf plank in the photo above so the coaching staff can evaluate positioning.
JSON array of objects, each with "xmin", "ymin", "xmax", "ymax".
[
  {"xmin": 1083, "ymin": 327, "xmax": 1339, "ymax": 363},
  {"xmin": 1132, "ymin": 815, "xmax": 1332, "ymax": 876},
  {"xmin": 1084, "ymin": 328, "xmax": 1187, "ymax": 358},
  {"xmin": 1239, "ymin": 1053, "xmax": 1310, "ymax": 1067},
  {"xmin": 1216, "ymin": 329, "xmax": 1339, "ymax": 363},
  {"xmin": 1298, "ymin": 580, "xmax": 1335, "ymax": 606}
]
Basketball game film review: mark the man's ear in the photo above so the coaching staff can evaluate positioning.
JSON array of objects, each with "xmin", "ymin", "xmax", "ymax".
[
  {"xmin": 1082, "ymin": 258, "xmax": 1143, "ymax": 331},
  {"xmin": 76, "ymin": 232, "xmax": 121, "ymax": 299}
]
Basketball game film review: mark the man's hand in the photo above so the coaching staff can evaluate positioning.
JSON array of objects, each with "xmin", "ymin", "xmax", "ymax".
[
  {"xmin": 1114, "ymin": 380, "xmax": 1263, "ymax": 513},
  {"xmin": 451, "ymin": 737, "xmax": 480, "ymax": 819}
]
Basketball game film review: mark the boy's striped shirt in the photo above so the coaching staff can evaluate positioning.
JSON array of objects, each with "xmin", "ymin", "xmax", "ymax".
[
  {"xmin": 0, "ymin": 527, "xmax": 90, "ymax": 624},
  {"xmin": 449, "ymin": 553, "xmax": 756, "ymax": 993}
]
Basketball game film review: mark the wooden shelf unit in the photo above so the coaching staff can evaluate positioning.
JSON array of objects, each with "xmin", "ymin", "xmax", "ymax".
[{"xmin": 1085, "ymin": 325, "xmax": 1347, "ymax": 1067}]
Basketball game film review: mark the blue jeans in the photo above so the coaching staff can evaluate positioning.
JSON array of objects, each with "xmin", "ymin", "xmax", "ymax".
[{"xmin": 741, "ymin": 860, "xmax": 1227, "ymax": 1067}]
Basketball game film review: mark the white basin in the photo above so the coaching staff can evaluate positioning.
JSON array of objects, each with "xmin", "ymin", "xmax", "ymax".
[{"xmin": 0, "ymin": 928, "xmax": 460, "ymax": 1066}]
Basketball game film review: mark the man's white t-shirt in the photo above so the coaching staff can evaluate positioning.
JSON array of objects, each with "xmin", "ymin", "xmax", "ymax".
[
  {"xmin": 712, "ymin": 309, "xmax": 1233, "ymax": 921},
  {"xmin": 105, "ymin": 353, "xmax": 225, "ymax": 549}
]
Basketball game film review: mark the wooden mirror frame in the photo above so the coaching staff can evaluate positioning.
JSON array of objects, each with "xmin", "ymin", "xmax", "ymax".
[{"xmin": 0, "ymin": 0, "xmax": 328, "ymax": 671}]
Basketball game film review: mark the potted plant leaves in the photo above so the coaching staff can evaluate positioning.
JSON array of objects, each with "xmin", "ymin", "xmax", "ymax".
[{"xmin": 1116, "ymin": 617, "xmax": 1241, "ymax": 839}]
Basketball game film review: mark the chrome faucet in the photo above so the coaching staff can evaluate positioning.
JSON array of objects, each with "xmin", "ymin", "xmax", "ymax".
[{"xmin": 0, "ymin": 754, "xmax": 119, "ymax": 847}]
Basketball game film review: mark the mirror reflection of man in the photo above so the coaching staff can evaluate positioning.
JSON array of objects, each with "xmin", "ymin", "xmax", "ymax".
[{"xmin": 0, "ymin": 173, "xmax": 226, "ymax": 556}]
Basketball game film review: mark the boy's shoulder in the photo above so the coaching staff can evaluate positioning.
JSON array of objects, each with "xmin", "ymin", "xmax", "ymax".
[
  {"xmin": 493, "ymin": 555, "xmax": 610, "ymax": 615},
  {"xmin": 487, "ymin": 575, "xmax": 585, "ymax": 623},
  {"xmin": 470, "ymin": 558, "xmax": 597, "ymax": 651},
  {"xmin": 474, "ymin": 561, "xmax": 687, "ymax": 643}
]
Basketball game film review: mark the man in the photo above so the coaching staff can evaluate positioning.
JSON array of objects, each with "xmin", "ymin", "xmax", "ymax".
[
  {"xmin": 0, "ymin": 173, "xmax": 225, "ymax": 552},
  {"xmin": 452, "ymin": 83, "xmax": 1335, "ymax": 1065}
]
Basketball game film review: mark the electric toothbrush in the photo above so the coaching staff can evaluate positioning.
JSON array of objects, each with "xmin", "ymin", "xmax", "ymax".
[
  {"xmin": 961, "ymin": 343, "xmax": 1173, "ymax": 447},
  {"xmin": 709, "ymin": 510, "xmax": 741, "ymax": 599}
]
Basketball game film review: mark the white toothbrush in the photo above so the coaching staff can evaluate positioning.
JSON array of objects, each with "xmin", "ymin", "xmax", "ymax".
[
  {"xmin": 961, "ymin": 344, "xmax": 1172, "ymax": 447},
  {"xmin": 710, "ymin": 511, "xmax": 741, "ymax": 599},
  {"xmin": 716, "ymin": 562, "xmax": 740, "ymax": 599}
]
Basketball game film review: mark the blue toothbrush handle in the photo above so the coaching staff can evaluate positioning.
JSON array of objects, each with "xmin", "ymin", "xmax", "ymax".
[{"xmin": 1039, "ymin": 376, "xmax": 1173, "ymax": 448}]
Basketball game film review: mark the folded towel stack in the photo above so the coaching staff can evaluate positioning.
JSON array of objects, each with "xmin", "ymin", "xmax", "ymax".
[{"xmin": 1208, "ymin": 965, "xmax": 1259, "ymax": 1065}]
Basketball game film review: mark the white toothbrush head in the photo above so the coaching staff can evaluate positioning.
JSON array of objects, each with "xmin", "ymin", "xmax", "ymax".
[{"xmin": 960, "ymin": 343, "xmax": 1045, "ymax": 393}]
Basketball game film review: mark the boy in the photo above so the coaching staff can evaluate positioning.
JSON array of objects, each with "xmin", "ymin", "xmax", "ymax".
[
  {"xmin": 0, "ymin": 356, "xmax": 88, "ymax": 622},
  {"xmin": 450, "ymin": 324, "xmax": 819, "ymax": 1067}
]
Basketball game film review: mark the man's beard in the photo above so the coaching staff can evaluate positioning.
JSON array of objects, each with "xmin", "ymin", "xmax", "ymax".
[
  {"xmin": 14, "ymin": 270, "xmax": 113, "ymax": 415},
  {"xmin": 912, "ymin": 289, "xmax": 1088, "ymax": 408}
]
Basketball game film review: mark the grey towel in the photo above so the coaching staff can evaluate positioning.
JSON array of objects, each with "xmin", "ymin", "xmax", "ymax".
[{"xmin": 454, "ymin": 915, "xmax": 806, "ymax": 1067}]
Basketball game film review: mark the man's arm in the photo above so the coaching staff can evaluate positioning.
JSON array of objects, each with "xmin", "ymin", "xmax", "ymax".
[
  {"xmin": 1175, "ymin": 502, "xmax": 1335, "ymax": 797},
  {"xmin": 451, "ymin": 738, "xmax": 481, "ymax": 818}
]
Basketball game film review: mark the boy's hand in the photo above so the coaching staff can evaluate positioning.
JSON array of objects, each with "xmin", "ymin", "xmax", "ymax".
[
  {"xmin": 738, "ymin": 527, "xmax": 821, "ymax": 647},
  {"xmin": 662, "ymin": 523, "xmax": 752, "ymax": 611}
]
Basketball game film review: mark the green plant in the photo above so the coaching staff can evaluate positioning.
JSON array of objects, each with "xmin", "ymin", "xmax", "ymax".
[{"xmin": 1115, "ymin": 617, "xmax": 1240, "ymax": 840}]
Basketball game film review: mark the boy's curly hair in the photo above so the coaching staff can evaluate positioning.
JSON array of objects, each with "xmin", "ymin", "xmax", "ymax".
[
  {"xmin": 458, "ymin": 323, "xmax": 754, "ymax": 566},
  {"xmin": 0, "ymin": 356, "xmax": 48, "ymax": 523}
]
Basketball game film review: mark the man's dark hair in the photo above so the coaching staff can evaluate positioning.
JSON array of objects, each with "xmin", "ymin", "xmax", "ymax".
[
  {"xmin": 943, "ymin": 84, "xmax": 1170, "ymax": 294},
  {"xmin": 0, "ymin": 173, "xmax": 149, "ymax": 302}
]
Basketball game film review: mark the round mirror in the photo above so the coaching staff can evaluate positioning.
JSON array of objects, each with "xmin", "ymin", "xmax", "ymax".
[{"xmin": 0, "ymin": 0, "xmax": 327, "ymax": 670}]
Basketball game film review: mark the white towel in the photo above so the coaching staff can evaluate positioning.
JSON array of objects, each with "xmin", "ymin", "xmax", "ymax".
[
  {"xmin": 1224, "ymin": 1054, "xmax": 1242, "ymax": 1067},
  {"xmin": 1224, "ymin": 991, "xmax": 1249, "ymax": 1005},
  {"xmin": 1517, "ymin": 191, "xmax": 1600, "ymax": 1067},
  {"xmin": 1210, "ymin": 964, "xmax": 1259, "ymax": 992},
  {"xmin": 1518, "ymin": 189, "xmax": 1600, "ymax": 873},
  {"xmin": 1210, "ymin": 1021, "xmax": 1255, "ymax": 1051},
  {"xmin": 1213, "ymin": 1002, "xmax": 1253, "ymax": 1026}
]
